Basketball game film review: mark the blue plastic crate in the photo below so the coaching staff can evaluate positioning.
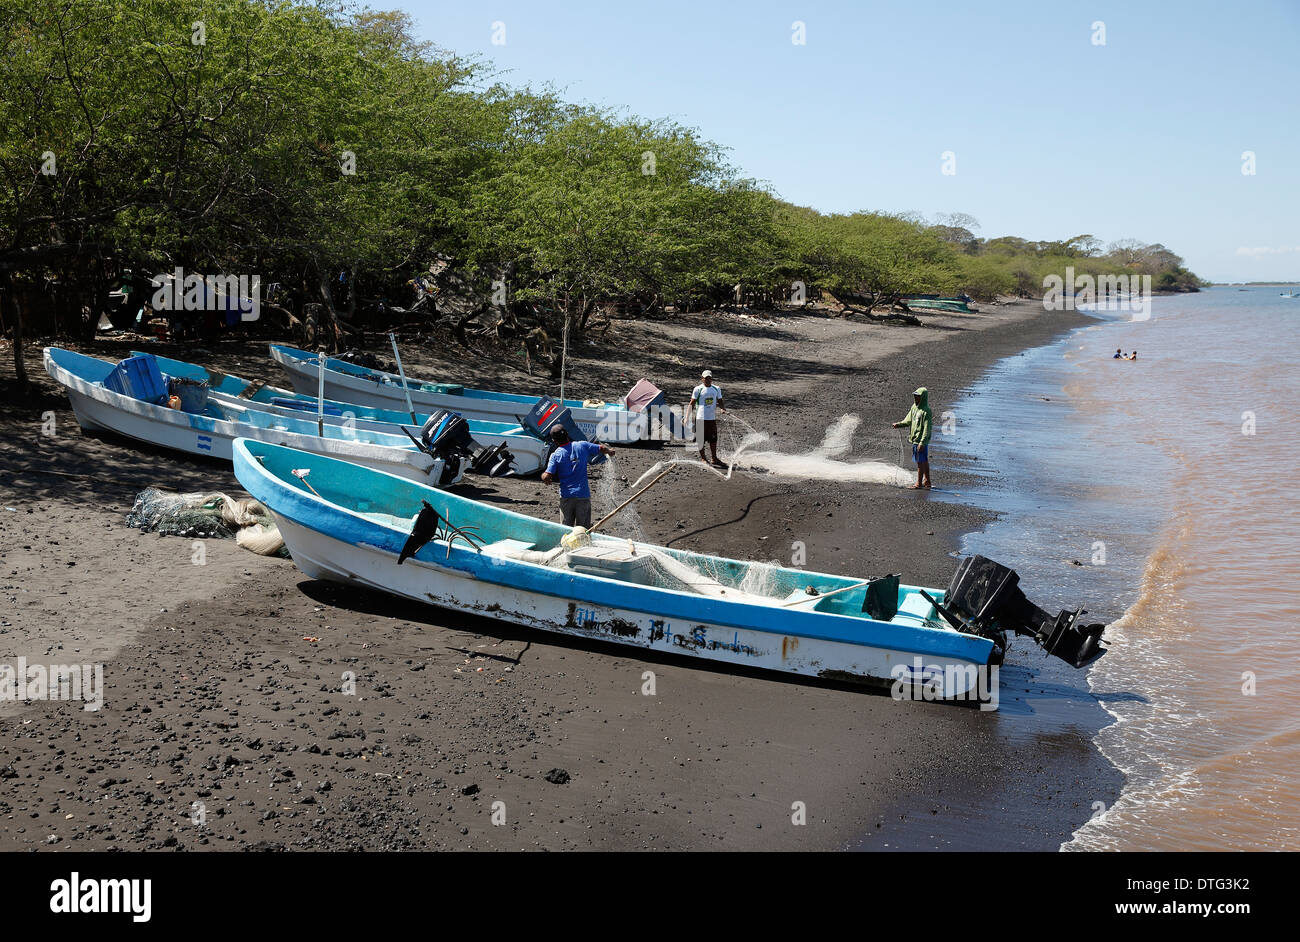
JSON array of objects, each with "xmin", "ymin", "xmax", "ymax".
[{"xmin": 103, "ymin": 354, "xmax": 170, "ymax": 404}]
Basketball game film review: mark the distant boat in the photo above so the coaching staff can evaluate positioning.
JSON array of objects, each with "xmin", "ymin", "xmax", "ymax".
[
  {"xmin": 142, "ymin": 351, "xmax": 549, "ymax": 476},
  {"xmin": 232, "ymin": 438, "xmax": 1108, "ymax": 694},
  {"xmin": 268, "ymin": 344, "xmax": 683, "ymax": 444},
  {"xmin": 44, "ymin": 348, "xmax": 463, "ymax": 486},
  {"xmin": 900, "ymin": 295, "xmax": 976, "ymax": 313},
  {"xmin": 1280, "ymin": 291, "xmax": 1299, "ymax": 299}
]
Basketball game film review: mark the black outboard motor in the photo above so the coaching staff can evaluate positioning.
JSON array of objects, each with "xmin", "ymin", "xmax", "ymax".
[
  {"xmin": 932, "ymin": 555, "xmax": 1107, "ymax": 668},
  {"xmin": 418, "ymin": 409, "xmax": 516, "ymax": 480},
  {"xmin": 421, "ymin": 409, "xmax": 475, "ymax": 456}
]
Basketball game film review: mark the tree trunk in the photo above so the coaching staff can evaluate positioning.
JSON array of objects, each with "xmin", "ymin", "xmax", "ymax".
[
  {"xmin": 303, "ymin": 303, "xmax": 323, "ymax": 348},
  {"xmin": 576, "ymin": 294, "xmax": 596, "ymax": 332},
  {"xmin": 316, "ymin": 270, "xmax": 341, "ymax": 352},
  {"xmin": 2, "ymin": 271, "xmax": 29, "ymax": 395}
]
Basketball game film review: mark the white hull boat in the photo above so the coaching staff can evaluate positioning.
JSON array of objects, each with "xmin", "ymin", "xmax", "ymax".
[
  {"xmin": 233, "ymin": 438, "xmax": 1108, "ymax": 698},
  {"xmin": 44, "ymin": 348, "xmax": 463, "ymax": 487}
]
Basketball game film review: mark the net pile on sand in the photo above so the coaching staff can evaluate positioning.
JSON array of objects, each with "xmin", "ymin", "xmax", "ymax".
[{"xmin": 126, "ymin": 488, "xmax": 286, "ymax": 556}]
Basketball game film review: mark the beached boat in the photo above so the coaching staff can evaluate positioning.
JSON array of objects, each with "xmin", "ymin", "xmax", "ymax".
[
  {"xmin": 232, "ymin": 438, "xmax": 1107, "ymax": 696},
  {"xmin": 268, "ymin": 344, "xmax": 680, "ymax": 444},
  {"xmin": 140, "ymin": 351, "xmax": 550, "ymax": 476},
  {"xmin": 900, "ymin": 295, "xmax": 976, "ymax": 314},
  {"xmin": 44, "ymin": 348, "xmax": 463, "ymax": 486}
]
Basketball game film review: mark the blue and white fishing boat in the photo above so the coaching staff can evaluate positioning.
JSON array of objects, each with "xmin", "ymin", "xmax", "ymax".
[
  {"xmin": 232, "ymin": 438, "xmax": 1107, "ymax": 695},
  {"xmin": 44, "ymin": 348, "xmax": 463, "ymax": 486},
  {"xmin": 140, "ymin": 351, "xmax": 550, "ymax": 476},
  {"xmin": 268, "ymin": 344, "xmax": 679, "ymax": 444}
]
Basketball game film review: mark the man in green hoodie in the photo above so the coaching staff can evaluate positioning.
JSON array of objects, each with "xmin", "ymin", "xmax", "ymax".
[{"xmin": 891, "ymin": 387, "xmax": 933, "ymax": 489}]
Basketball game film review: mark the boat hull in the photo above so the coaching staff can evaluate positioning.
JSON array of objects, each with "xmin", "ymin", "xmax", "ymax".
[
  {"xmin": 270, "ymin": 513, "xmax": 989, "ymax": 694},
  {"xmin": 44, "ymin": 348, "xmax": 455, "ymax": 486}
]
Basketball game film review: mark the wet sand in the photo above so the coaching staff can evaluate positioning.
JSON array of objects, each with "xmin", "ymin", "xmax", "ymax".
[{"xmin": 0, "ymin": 300, "xmax": 1121, "ymax": 850}]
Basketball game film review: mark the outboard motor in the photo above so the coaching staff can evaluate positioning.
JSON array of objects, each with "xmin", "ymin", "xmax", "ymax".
[
  {"xmin": 421, "ymin": 409, "xmax": 475, "ymax": 457},
  {"xmin": 418, "ymin": 409, "xmax": 516, "ymax": 480},
  {"xmin": 521, "ymin": 396, "xmax": 606, "ymax": 467},
  {"xmin": 521, "ymin": 396, "xmax": 586, "ymax": 444},
  {"xmin": 930, "ymin": 555, "xmax": 1107, "ymax": 668}
]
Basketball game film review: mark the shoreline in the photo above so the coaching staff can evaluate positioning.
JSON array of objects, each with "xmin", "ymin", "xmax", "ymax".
[{"xmin": 0, "ymin": 300, "xmax": 1120, "ymax": 851}]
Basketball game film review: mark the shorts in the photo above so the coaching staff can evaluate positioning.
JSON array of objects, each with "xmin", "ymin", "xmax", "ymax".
[
  {"xmin": 700, "ymin": 419, "xmax": 718, "ymax": 445},
  {"xmin": 560, "ymin": 497, "xmax": 592, "ymax": 528},
  {"xmin": 912, "ymin": 443, "xmax": 929, "ymax": 464}
]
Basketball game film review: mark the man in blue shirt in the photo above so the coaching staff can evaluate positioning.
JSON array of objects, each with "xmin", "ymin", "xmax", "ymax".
[{"xmin": 541, "ymin": 426, "xmax": 615, "ymax": 528}]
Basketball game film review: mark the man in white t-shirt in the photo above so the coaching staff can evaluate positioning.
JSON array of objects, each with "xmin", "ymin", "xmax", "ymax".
[{"xmin": 688, "ymin": 370, "xmax": 726, "ymax": 467}]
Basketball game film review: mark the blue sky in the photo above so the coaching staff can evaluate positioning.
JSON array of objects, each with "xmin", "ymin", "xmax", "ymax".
[{"xmin": 402, "ymin": 0, "xmax": 1299, "ymax": 282}]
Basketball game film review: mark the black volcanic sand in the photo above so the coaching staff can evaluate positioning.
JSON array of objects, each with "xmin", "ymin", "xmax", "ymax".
[{"xmin": 0, "ymin": 301, "xmax": 1122, "ymax": 850}]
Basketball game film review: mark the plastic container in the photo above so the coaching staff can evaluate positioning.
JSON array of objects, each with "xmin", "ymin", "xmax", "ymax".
[
  {"xmin": 103, "ymin": 353, "xmax": 170, "ymax": 404},
  {"xmin": 566, "ymin": 544, "xmax": 656, "ymax": 585},
  {"xmin": 169, "ymin": 377, "xmax": 210, "ymax": 414}
]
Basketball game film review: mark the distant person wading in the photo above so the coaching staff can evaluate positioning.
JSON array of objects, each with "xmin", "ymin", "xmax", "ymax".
[
  {"xmin": 540, "ymin": 427, "xmax": 615, "ymax": 528},
  {"xmin": 892, "ymin": 386, "xmax": 933, "ymax": 490}
]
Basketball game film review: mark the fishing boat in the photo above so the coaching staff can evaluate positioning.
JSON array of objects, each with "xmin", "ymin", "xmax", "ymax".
[
  {"xmin": 268, "ymin": 343, "xmax": 680, "ymax": 444},
  {"xmin": 139, "ymin": 351, "xmax": 550, "ymax": 476},
  {"xmin": 900, "ymin": 295, "xmax": 976, "ymax": 314},
  {"xmin": 232, "ymin": 438, "xmax": 1107, "ymax": 696},
  {"xmin": 44, "ymin": 348, "xmax": 463, "ymax": 486}
]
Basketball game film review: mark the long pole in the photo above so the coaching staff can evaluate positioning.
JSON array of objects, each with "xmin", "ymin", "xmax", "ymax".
[
  {"xmin": 316, "ymin": 352, "xmax": 326, "ymax": 437},
  {"xmin": 559, "ymin": 312, "xmax": 569, "ymax": 405},
  {"xmin": 389, "ymin": 332, "xmax": 418, "ymax": 425}
]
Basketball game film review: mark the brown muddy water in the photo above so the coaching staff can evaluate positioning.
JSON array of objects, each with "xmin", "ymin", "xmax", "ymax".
[{"xmin": 944, "ymin": 286, "xmax": 1299, "ymax": 850}]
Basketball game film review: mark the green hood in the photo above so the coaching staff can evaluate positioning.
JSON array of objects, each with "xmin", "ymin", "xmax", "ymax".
[{"xmin": 897, "ymin": 387, "xmax": 933, "ymax": 445}]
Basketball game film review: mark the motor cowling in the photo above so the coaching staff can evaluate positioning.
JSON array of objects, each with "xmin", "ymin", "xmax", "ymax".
[
  {"xmin": 941, "ymin": 555, "xmax": 1107, "ymax": 668},
  {"xmin": 421, "ymin": 410, "xmax": 475, "ymax": 458}
]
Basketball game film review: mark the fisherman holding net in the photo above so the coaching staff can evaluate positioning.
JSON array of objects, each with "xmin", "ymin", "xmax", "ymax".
[
  {"xmin": 891, "ymin": 386, "xmax": 933, "ymax": 490},
  {"xmin": 689, "ymin": 370, "xmax": 727, "ymax": 468},
  {"xmin": 541, "ymin": 426, "xmax": 615, "ymax": 528}
]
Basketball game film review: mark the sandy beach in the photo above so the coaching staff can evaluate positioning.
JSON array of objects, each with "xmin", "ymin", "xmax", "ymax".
[{"xmin": 0, "ymin": 299, "xmax": 1121, "ymax": 851}]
